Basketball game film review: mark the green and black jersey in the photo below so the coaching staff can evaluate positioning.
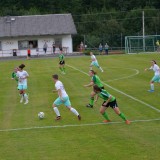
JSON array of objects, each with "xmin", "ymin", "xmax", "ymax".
[
  {"xmin": 98, "ymin": 89, "xmax": 116, "ymax": 102},
  {"xmin": 92, "ymin": 75, "xmax": 103, "ymax": 88},
  {"xmin": 12, "ymin": 72, "xmax": 18, "ymax": 81},
  {"xmin": 59, "ymin": 54, "xmax": 65, "ymax": 61}
]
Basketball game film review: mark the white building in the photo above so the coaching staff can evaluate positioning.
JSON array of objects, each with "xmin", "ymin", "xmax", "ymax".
[{"xmin": 0, "ymin": 14, "xmax": 77, "ymax": 57}]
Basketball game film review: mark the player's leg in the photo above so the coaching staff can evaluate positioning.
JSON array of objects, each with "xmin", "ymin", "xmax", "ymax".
[
  {"xmin": 62, "ymin": 63, "xmax": 66, "ymax": 74},
  {"xmin": 59, "ymin": 63, "xmax": 63, "ymax": 73},
  {"xmin": 65, "ymin": 97, "xmax": 81, "ymax": 120},
  {"xmin": 99, "ymin": 104, "xmax": 111, "ymax": 122},
  {"xmin": 23, "ymin": 85, "xmax": 29, "ymax": 104},
  {"xmin": 53, "ymin": 97, "xmax": 62, "ymax": 120},
  {"xmin": 86, "ymin": 91, "xmax": 96, "ymax": 108},
  {"xmin": 112, "ymin": 100, "xmax": 130, "ymax": 124},
  {"xmin": 95, "ymin": 61, "xmax": 103, "ymax": 72},
  {"xmin": 148, "ymin": 76, "xmax": 155, "ymax": 92}
]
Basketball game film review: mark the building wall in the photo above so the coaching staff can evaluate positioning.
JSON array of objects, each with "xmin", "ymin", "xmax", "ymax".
[{"xmin": 0, "ymin": 35, "xmax": 73, "ymax": 57}]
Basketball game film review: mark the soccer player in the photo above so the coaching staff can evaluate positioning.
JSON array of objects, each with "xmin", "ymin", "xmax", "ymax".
[
  {"xmin": 93, "ymin": 85, "xmax": 130, "ymax": 124},
  {"xmin": 16, "ymin": 64, "xmax": 29, "ymax": 104},
  {"xmin": 84, "ymin": 70, "xmax": 104, "ymax": 108},
  {"xmin": 59, "ymin": 48, "xmax": 66, "ymax": 74},
  {"xmin": 52, "ymin": 74, "xmax": 81, "ymax": 120},
  {"xmin": 145, "ymin": 60, "xmax": 160, "ymax": 92},
  {"xmin": 90, "ymin": 52, "xmax": 103, "ymax": 72}
]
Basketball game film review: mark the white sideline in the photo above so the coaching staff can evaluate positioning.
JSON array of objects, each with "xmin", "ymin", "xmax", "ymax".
[
  {"xmin": 66, "ymin": 64, "xmax": 160, "ymax": 113},
  {"xmin": 0, "ymin": 118, "xmax": 160, "ymax": 132}
]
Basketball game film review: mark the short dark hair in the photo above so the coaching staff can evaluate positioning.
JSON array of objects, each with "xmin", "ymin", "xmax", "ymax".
[
  {"xmin": 90, "ymin": 70, "xmax": 96, "ymax": 75},
  {"xmin": 152, "ymin": 60, "xmax": 157, "ymax": 64},
  {"xmin": 52, "ymin": 74, "xmax": 58, "ymax": 80},
  {"xmin": 19, "ymin": 64, "xmax": 25, "ymax": 69}
]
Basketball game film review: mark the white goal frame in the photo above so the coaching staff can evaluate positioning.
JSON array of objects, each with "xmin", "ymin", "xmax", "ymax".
[{"xmin": 125, "ymin": 35, "xmax": 160, "ymax": 54}]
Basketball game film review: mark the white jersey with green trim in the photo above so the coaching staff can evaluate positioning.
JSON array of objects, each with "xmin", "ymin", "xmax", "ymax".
[
  {"xmin": 55, "ymin": 80, "xmax": 68, "ymax": 97},
  {"xmin": 150, "ymin": 64, "xmax": 160, "ymax": 76}
]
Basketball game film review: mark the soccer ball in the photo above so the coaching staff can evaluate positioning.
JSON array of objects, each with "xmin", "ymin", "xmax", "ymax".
[{"xmin": 38, "ymin": 112, "xmax": 45, "ymax": 119}]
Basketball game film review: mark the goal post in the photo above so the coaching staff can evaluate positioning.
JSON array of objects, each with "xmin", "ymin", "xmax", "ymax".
[{"xmin": 125, "ymin": 35, "xmax": 160, "ymax": 54}]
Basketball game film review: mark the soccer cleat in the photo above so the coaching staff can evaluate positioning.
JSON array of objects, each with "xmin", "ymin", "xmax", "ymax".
[
  {"xmin": 55, "ymin": 116, "xmax": 61, "ymax": 120},
  {"xmin": 125, "ymin": 120, "xmax": 131, "ymax": 124},
  {"xmin": 103, "ymin": 120, "xmax": 111, "ymax": 123},
  {"xmin": 148, "ymin": 90, "xmax": 154, "ymax": 92},
  {"xmin": 78, "ymin": 115, "xmax": 81, "ymax": 120},
  {"xmin": 24, "ymin": 100, "xmax": 29, "ymax": 105},
  {"xmin": 101, "ymin": 70, "xmax": 104, "ymax": 72},
  {"xmin": 86, "ymin": 104, "xmax": 93, "ymax": 108}
]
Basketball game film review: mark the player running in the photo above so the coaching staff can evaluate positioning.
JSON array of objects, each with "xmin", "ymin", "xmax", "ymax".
[
  {"xmin": 90, "ymin": 52, "xmax": 103, "ymax": 72},
  {"xmin": 84, "ymin": 70, "xmax": 104, "ymax": 108},
  {"xmin": 59, "ymin": 48, "xmax": 66, "ymax": 74},
  {"xmin": 16, "ymin": 64, "xmax": 29, "ymax": 104},
  {"xmin": 93, "ymin": 85, "xmax": 130, "ymax": 124},
  {"xmin": 52, "ymin": 74, "xmax": 81, "ymax": 121},
  {"xmin": 145, "ymin": 60, "xmax": 160, "ymax": 92}
]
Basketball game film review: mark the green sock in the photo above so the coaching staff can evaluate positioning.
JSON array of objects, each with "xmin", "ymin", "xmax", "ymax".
[
  {"xmin": 59, "ymin": 67, "xmax": 63, "ymax": 71},
  {"xmin": 119, "ymin": 113, "xmax": 127, "ymax": 121},
  {"xmin": 90, "ymin": 97, "xmax": 94, "ymax": 106},
  {"xmin": 102, "ymin": 112, "xmax": 110, "ymax": 120},
  {"xmin": 63, "ymin": 67, "xmax": 65, "ymax": 73}
]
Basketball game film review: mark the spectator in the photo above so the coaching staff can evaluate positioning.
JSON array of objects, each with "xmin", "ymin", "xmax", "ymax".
[
  {"xmin": 104, "ymin": 43, "xmax": 109, "ymax": 55},
  {"xmin": 156, "ymin": 40, "xmax": 160, "ymax": 52},
  {"xmin": 43, "ymin": 42, "xmax": 48, "ymax": 54},
  {"xmin": 99, "ymin": 43, "xmax": 103, "ymax": 54},
  {"xmin": 52, "ymin": 42, "xmax": 56, "ymax": 54},
  {"xmin": 80, "ymin": 41, "xmax": 84, "ymax": 52},
  {"xmin": 27, "ymin": 48, "xmax": 31, "ymax": 59}
]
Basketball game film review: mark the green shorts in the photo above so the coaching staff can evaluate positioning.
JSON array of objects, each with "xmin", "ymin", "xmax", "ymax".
[{"xmin": 53, "ymin": 96, "xmax": 71, "ymax": 107}]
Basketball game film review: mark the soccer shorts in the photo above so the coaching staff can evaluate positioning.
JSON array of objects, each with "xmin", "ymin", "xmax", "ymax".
[
  {"xmin": 91, "ymin": 61, "xmax": 99, "ymax": 67},
  {"xmin": 59, "ymin": 61, "xmax": 65, "ymax": 65},
  {"xmin": 102, "ymin": 99, "xmax": 118, "ymax": 109},
  {"xmin": 18, "ymin": 84, "xmax": 27, "ymax": 90},
  {"xmin": 53, "ymin": 96, "xmax": 71, "ymax": 107},
  {"xmin": 151, "ymin": 75, "xmax": 160, "ymax": 83}
]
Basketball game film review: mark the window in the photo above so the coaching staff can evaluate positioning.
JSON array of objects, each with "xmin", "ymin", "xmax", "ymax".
[
  {"xmin": 55, "ymin": 38, "xmax": 62, "ymax": 48},
  {"xmin": 18, "ymin": 40, "xmax": 38, "ymax": 50}
]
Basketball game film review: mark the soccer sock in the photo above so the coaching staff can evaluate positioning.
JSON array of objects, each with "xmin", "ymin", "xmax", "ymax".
[
  {"xmin": 150, "ymin": 83, "xmax": 154, "ymax": 90},
  {"xmin": 99, "ymin": 67, "xmax": 103, "ymax": 72},
  {"xmin": 119, "ymin": 113, "xmax": 127, "ymax": 121},
  {"xmin": 53, "ymin": 107, "xmax": 60, "ymax": 116},
  {"xmin": 63, "ymin": 67, "xmax": 65, "ymax": 73},
  {"xmin": 70, "ymin": 108, "xmax": 79, "ymax": 116},
  {"xmin": 24, "ymin": 93, "xmax": 28, "ymax": 100},
  {"xmin": 102, "ymin": 112, "xmax": 110, "ymax": 120},
  {"xmin": 90, "ymin": 97, "xmax": 94, "ymax": 106}
]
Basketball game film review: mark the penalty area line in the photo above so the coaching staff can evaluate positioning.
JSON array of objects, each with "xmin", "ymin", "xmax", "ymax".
[
  {"xmin": 66, "ymin": 64, "xmax": 160, "ymax": 113},
  {"xmin": 0, "ymin": 118, "xmax": 160, "ymax": 132}
]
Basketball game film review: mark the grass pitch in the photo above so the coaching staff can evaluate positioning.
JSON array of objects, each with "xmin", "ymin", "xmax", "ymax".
[{"xmin": 0, "ymin": 53, "xmax": 160, "ymax": 160}]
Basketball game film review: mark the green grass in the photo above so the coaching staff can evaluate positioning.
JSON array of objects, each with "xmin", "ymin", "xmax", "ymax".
[{"xmin": 0, "ymin": 54, "xmax": 160, "ymax": 160}]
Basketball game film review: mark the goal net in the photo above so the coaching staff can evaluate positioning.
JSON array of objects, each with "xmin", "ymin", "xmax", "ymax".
[{"xmin": 125, "ymin": 35, "xmax": 160, "ymax": 54}]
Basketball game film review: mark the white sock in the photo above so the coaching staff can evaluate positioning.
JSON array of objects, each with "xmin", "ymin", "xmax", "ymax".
[
  {"xmin": 99, "ymin": 67, "xmax": 103, "ymax": 71},
  {"xmin": 53, "ymin": 107, "xmax": 60, "ymax": 116},
  {"xmin": 150, "ymin": 83, "xmax": 154, "ymax": 90},
  {"xmin": 70, "ymin": 108, "xmax": 79, "ymax": 116},
  {"xmin": 24, "ymin": 93, "xmax": 28, "ymax": 101}
]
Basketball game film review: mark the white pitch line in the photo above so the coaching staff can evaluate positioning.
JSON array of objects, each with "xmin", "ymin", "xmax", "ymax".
[
  {"xmin": 66, "ymin": 64, "xmax": 160, "ymax": 113},
  {"xmin": 0, "ymin": 118, "xmax": 160, "ymax": 132}
]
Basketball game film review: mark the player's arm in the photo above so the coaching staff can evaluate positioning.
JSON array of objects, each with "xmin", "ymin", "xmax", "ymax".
[
  {"xmin": 57, "ymin": 89, "xmax": 63, "ymax": 101},
  {"xmin": 84, "ymin": 81, "xmax": 94, "ymax": 87},
  {"xmin": 145, "ymin": 66, "xmax": 152, "ymax": 71},
  {"xmin": 94, "ymin": 94, "xmax": 99, "ymax": 103}
]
